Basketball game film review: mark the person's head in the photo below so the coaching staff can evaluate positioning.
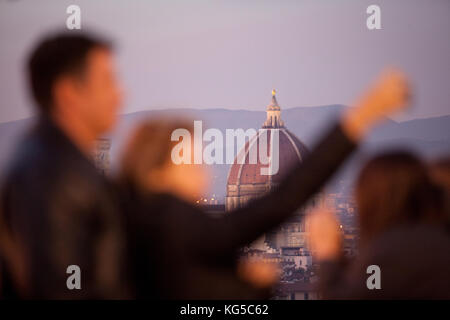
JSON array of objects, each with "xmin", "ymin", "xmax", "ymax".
[
  {"xmin": 429, "ymin": 157, "xmax": 450, "ymax": 194},
  {"xmin": 119, "ymin": 119, "xmax": 210, "ymax": 203},
  {"xmin": 27, "ymin": 32, "xmax": 122, "ymax": 137},
  {"xmin": 355, "ymin": 151, "xmax": 444, "ymax": 245},
  {"xmin": 429, "ymin": 157, "xmax": 450, "ymax": 221}
]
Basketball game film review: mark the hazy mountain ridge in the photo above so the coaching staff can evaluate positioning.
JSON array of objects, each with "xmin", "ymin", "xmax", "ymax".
[{"xmin": 1, "ymin": 107, "xmax": 449, "ymax": 198}]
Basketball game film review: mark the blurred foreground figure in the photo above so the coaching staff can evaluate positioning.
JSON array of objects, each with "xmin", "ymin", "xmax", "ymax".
[
  {"xmin": 118, "ymin": 70, "xmax": 411, "ymax": 299},
  {"xmin": 309, "ymin": 152, "xmax": 450, "ymax": 299},
  {"xmin": 0, "ymin": 32, "xmax": 127, "ymax": 299},
  {"xmin": 429, "ymin": 157, "xmax": 450, "ymax": 223}
]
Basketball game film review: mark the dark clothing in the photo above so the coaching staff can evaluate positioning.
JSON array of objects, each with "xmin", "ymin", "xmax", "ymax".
[
  {"xmin": 0, "ymin": 117, "xmax": 127, "ymax": 299},
  {"xmin": 122, "ymin": 122, "xmax": 356, "ymax": 299},
  {"xmin": 319, "ymin": 224, "xmax": 450, "ymax": 299},
  {"xmin": 123, "ymin": 192, "xmax": 271, "ymax": 299}
]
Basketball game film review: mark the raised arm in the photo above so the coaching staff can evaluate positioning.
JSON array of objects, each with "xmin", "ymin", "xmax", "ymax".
[{"xmin": 193, "ymin": 69, "xmax": 410, "ymax": 256}]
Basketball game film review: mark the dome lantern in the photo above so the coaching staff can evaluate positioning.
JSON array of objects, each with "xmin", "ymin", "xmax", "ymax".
[{"xmin": 263, "ymin": 89, "xmax": 284, "ymax": 128}]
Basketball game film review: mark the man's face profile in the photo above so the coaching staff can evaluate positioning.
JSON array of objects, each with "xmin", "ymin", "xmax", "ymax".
[
  {"xmin": 59, "ymin": 47, "xmax": 123, "ymax": 136},
  {"xmin": 81, "ymin": 48, "xmax": 122, "ymax": 134}
]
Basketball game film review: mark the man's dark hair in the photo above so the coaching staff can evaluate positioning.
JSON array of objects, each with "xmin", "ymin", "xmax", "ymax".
[{"xmin": 27, "ymin": 32, "xmax": 111, "ymax": 113}]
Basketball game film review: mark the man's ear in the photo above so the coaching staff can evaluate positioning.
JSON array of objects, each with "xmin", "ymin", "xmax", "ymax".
[{"xmin": 52, "ymin": 76, "xmax": 78, "ymax": 114}]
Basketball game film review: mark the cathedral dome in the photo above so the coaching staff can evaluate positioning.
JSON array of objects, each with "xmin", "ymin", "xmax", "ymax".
[{"xmin": 226, "ymin": 90, "xmax": 309, "ymax": 211}]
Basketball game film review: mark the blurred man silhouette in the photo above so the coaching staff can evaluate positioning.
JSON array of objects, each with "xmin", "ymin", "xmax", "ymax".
[{"xmin": 0, "ymin": 32, "xmax": 127, "ymax": 299}]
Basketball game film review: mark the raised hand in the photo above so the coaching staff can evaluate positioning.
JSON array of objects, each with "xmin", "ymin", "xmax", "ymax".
[
  {"xmin": 362, "ymin": 68, "xmax": 410, "ymax": 115},
  {"xmin": 342, "ymin": 68, "xmax": 411, "ymax": 141},
  {"xmin": 307, "ymin": 206, "xmax": 342, "ymax": 261},
  {"xmin": 237, "ymin": 258, "xmax": 279, "ymax": 289}
]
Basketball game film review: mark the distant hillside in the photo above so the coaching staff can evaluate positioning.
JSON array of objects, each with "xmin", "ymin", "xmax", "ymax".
[{"xmin": 1, "ymin": 107, "xmax": 449, "ymax": 198}]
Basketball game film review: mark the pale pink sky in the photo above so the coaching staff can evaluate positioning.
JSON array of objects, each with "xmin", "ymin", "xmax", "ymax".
[{"xmin": 0, "ymin": 0, "xmax": 449, "ymax": 122}]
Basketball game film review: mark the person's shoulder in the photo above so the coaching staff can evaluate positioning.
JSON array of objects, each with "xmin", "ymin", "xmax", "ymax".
[
  {"xmin": 163, "ymin": 194, "xmax": 205, "ymax": 216},
  {"xmin": 2, "ymin": 126, "xmax": 103, "ymax": 198},
  {"xmin": 2, "ymin": 132, "xmax": 48, "ymax": 185},
  {"xmin": 358, "ymin": 224, "xmax": 450, "ymax": 299},
  {"xmin": 361, "ymin": 223, "xmax": 450, "ymax": 268},
  {"xmin": 137, "ymin": 192, "xmax": 204, "ymax": 221},
  {"xmin": 373, "ymin": 224, "xmax": 450, "ymax": 249}
]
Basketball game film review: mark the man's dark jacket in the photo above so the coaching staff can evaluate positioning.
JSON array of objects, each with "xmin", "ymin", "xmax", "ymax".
[{"xmin": 0, "ymin": 117, "xmax": 127, "ymax": 299}]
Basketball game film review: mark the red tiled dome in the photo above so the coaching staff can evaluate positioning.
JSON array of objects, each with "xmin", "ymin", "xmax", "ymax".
[
  {"xmin": 227, "ymin": 128, "xmax": 308, "ymax": 186},
  {"xmin": 226, "ymin": 90, "xmax": 309, "ymax": 211}
]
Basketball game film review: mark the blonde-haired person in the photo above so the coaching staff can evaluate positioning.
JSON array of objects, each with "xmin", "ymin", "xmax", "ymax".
[
  {"xmin": 119, "ymin": 120, "xmax": 209, "ymax": 203},
  {"xmin": 118, "ymin": 120, "xmax": 277, "ymax": 299},
  {"xmin": 118, "ymin": 69, "xmax": 411, "ymax": 299}
]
